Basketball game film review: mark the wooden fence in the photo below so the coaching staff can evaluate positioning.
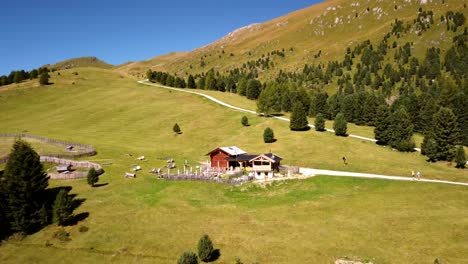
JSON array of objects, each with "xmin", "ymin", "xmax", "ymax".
[
  {"xmin": 40, "ymin": 156, "xmax": 104, "ymax": 180},
  {"xmin": 161, "ymin": 173, "xmax": 253, "ymax": 185},
  {"xmin": 0, "ymin": 133, "xmax": 97, "ymax": 164}
]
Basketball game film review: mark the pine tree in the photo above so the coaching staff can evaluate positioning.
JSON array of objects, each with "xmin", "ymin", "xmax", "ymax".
[
  {"xmin": 455, "ymin": 145, "xmax": 466, "ymax": 168},
  {"xmin": 197, "ymin": 234, "xmax": 214, "ymax": 262},
  {"xmin": 388, "ymin": 107, "xmax": 415, "ymax": 152},
  {"xmin": 177, "ymin": 251, "xmax": 198, "ymax": 264},
  {"xmin": 241, "ymin": 116, "xmax": 249, "ymax": 127},
  {"xmin": 263, "ymin": 127, "xmax": 275, "ymax": 143},
  {"xmin": 333, "ymin": 113, "xmax": 347, "ymax": 136},
  {"xmin": 431, "ymin": 107, "xmax": 459, "ymax": 160},
  {"xmin": 145, "ymin": 69, "xmax": 153, "ymax": 81},
  {"xmin": 52, "ymin": 189, "xmax": 73, "ymax": 226},
  {"xmin": 290, "ymin": 103, "xmax": 309, "ymax": 131},
  {"xmin": 0, "ymin": 177, "xmax": 10, "ymax": 239},
  {"xmin": 205, "ymin": 70, "xmax": 216, "ymax": 90},
  {"xmin": 246, "ymin": 79, "xmax": 262, "ymax": 100},
  {"xmin": 39, "ymin": 72, "xmax": 49, "ymax": 85},
  {"xmin": 314, "ymin": 113, "xmax": 326, "ymax": 132},
  {"xmin": 187, "ymin": 75, "xmax": 196, "ymax": 88},
  {"xmin": 424, "ymin": 137, "xmax": 438, "ymax": 162},
  {"xmin": 87, "ymin": 167, "xmax": 98, "ymax": 187},
  {"xmin": 3, "ymin": 140, "xmax": 49, "ymax": 233},
  {"xmin": 173, "ymin": 123, "xmax": 181, "ymax": 134}
]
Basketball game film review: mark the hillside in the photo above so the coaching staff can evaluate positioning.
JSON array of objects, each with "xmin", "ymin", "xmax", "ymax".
[
  {"xmin": 45, "ymin": 56, "xmax": 113, "ymax": 71},
  {"xmin": 0, "ymin": 67, "xmax": 467, "ymax": 263},
  {"xmin": 117, "ymin": 0, "xmax": 467, "ymax": 79}
]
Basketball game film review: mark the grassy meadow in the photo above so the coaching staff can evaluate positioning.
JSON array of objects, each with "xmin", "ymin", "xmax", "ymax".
[{"xmin": 0, "ymin": 68, "xmax": 467, "ymax": 263}]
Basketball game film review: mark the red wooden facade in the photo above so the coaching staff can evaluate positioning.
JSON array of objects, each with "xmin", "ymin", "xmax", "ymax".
[
  {"xmin": 208, "ymin": 149, "xmax": 230, "ymax": 169},
  {"xmin": 207, "ymin": 146, "xmax": 247, "ymax": 170}
]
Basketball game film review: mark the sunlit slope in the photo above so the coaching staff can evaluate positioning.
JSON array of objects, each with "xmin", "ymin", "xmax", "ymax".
[{"xmin": 117, "ymin": 0, "xmax": 467, "ymax": 79}]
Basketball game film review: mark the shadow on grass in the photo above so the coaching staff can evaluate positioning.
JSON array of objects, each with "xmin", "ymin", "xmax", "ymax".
[
  {"xmin": 93, "ymin": 183, "xmax": 109, "ymax": 188},
  {"xmin": 65, "ymin": 212, "xmax": 89, "ymax": 226},
  {"xmin": 208, "ymin": 249, "xmax": 221, "ymax": 262}
]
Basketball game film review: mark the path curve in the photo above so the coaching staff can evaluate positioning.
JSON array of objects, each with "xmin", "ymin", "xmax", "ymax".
[
  {"xmin": 299, "ymin": 167, "xmax": 468, "ymax": 187},
  {"xmin": 138, "ymin": 80, "xmax": 423, "ymax": 150}
]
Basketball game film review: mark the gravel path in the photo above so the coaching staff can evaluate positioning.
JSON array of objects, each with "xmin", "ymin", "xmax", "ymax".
[
  {"xmin": 138, "ymin": 81, "xmax": 468, "ymax": 185},
  {"xmin": 299, "ymin": 167, "xmax": 468, "ymax": 187},
  {"xmin": 138, "ymin": 80, "xmax": 393, "ymax": 145}
]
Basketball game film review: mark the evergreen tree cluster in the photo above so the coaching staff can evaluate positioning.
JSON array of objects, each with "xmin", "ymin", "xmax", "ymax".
[
  {"xmin": 148, "ymin": 9, "xmax": 467, "ymax": 156},
  {"xmin": 0, "ymin": 140, "xmax": 83, "ymax": 239},
  {"xmin": 0, "ymin": 67, "xmax": 49, "ymax": 86}
]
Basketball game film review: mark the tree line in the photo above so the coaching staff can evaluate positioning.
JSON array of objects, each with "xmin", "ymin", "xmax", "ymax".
[
  {"xmin": 0, "ymin": 67, "xmax": 50, "ymax": 86},
  {"xmin": 146, "ymin": 9, "xmax": 467, "ymax": 166}
]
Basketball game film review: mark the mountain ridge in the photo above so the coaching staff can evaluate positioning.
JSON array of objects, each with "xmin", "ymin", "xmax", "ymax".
[{"xmin": 116, "ymin": 0, "xmax": 467, "ymax": 78}]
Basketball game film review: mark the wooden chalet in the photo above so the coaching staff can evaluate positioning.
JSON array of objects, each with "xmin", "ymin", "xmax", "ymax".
[
  {"xmin": 207, "ymin": 146, "xmax": 247, "ymax": 170},
  {"xmin": 207, "ymin": 146, "xmax": 282, "ymax": 178}
]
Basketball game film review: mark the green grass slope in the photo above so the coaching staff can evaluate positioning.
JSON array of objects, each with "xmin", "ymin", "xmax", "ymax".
[
  {"xmin": 117, "ymin": 0, "xmax": 467, "ymax": 80},
  {"xmin": 0, "ymin": 68, "xmax": 467, "ymax": 263}
]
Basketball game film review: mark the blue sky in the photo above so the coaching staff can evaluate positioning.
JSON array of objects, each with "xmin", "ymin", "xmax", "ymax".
[{"xmin": 0, "ymin": 0, "xmax": 322, "ymax": 75}]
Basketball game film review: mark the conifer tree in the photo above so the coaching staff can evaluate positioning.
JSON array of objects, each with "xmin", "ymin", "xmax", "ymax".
[
  {"xmin": 205, "ymin": 70, "xmax": 216, "ymax": 90},
  {"xmin": 145, "ymin": 69, "xmax": 153, "ymax": 81},
  {"xmin": 314, "ymin": 113, "xmax": 326, "ymax": 132},
  {"xmin": 246, "ymin": 79, "xmax": 262, "ymax": 100},
  {"xmin": 187, "ymin": 75, "xmax": 196, "ymax": 88},
  {"xmin": 173, "ymin": 123, "xmax": 181, "ymax": 134},
  {"xmin": 333, "ymin": 113, "xmax": 347, "ymax": 136},
  {"xmin": 290, "ymin": 103, "xmax": 309, "ymax": 131},
  {"xmin": 3, "ymin": 140, "xmax": 49, "ymax": 233},
  {"xmin": 52, "ymin": 189, "xmax": 73, "ymax": 226},
  {"xmin": 263, "ymin": 127, "xmax": 275, "ymax": 143},
  {"xmin": 455, "ymin": 145, "xmax": 466, "ymax": 168},
  {"xmin": 197, "ymin": 234, "xmax": 214, "ymax": 262},
  {"xmin": 424, "ymin": 137, "xmax": 438, "ymax": 162},
  {"xmin": 431, "ymin": 107, "xmax": 459, "ymax": 160},
  {"xmin": 388, "ymin": 107, "xmax": 415, "ymax": 151},
  {"xmin": 87, "ymin": 167, "xmax": 98, "ymax": 187}
]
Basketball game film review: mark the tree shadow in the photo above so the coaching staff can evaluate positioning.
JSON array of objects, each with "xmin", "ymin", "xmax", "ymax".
[
  {"xmin": 45, "ymin": 187, "xmax": 89, "ymax": 226},
  {"xmin": 291, "ymin": 126, "xmax": 311, "ymax": 132},
  {"xmin": 65, "ymin": 212, "xmax": 89, "ymax": 226},
  {"xmin": 208, "ymin": 249, "xmax": 221, "ymax": 262},
  {"xmin": 265, "ymin": 139, "xmax": 277, "ymax": 143},
  {"xmin": 93, "ymin": 183, "xmax": 109, "ymax": 188}
]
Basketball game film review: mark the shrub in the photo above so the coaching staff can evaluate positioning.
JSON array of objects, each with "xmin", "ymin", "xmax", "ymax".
[
  {"xmin": 241, "ymin": 116, "xmax": 249, "ymax": 126},
  {"xmin": 79, "ymin": 226, "xmax": 89, "ymax": 233},
  {"xmin": 177, "ymin": 251, "xmax": 198, "ymax": 264},
  {"xmin": 53, "ymin": 228, "xmax": 71, "ymax": 242}
]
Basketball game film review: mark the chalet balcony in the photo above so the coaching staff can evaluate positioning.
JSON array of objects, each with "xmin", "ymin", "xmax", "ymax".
[{"xmin": 251, "ymin": 165, "xmax": 272, "ymax": 172}]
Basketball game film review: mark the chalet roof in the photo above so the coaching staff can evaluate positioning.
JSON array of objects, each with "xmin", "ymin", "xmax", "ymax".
[
  {"xmin": 264, "ymin": 153, "xmax": 283, "ymax": 162},
  {"xmin": 207, "ymin": 146, "xmax": 247, "ymax": 156},
  {"xmin": 225, "ymin": 154, "xmax": 258, "ymax": 161},
  {"xmin": 249, "ymin": 153, "xmax": 283, "ymax": 163}
]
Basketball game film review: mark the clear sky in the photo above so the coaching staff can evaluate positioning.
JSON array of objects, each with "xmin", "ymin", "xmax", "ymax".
[{"xmin": 0, "ymin": 0, "xmax": 323, "ymax": 75}]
